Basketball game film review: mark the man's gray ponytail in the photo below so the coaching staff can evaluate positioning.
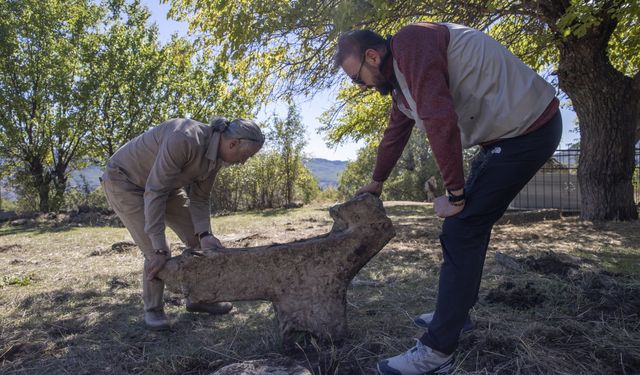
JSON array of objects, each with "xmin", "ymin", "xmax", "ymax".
[
  {"xmin": 211, "ymin": 117, "xmax": 265, "ymax": 148},
  {"xmin": 210, "ymin": 116, "xmax": 230, "ymax": 133}
]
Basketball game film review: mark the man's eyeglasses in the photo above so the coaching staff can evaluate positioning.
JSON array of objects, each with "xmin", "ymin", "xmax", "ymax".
[{"xmin": 350, "ymin": 54, "xmax": 366, "ymax": 85}]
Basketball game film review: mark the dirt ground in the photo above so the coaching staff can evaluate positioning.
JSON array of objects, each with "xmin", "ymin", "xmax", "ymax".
[{"xmin": 1, "ymin": 201, "xmax": 639, "ymax": 374}]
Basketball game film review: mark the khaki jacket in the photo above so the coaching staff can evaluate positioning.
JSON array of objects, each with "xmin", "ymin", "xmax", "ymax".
[{"xmin": 107, "ymin": 118, "xmax": 222, "ymax": 250}]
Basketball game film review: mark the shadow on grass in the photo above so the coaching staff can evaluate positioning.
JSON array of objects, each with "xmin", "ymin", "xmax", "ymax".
[
  {"xmin": 0, "ymin": 239, "xmax": 441, "ymax": 375},
  {"xmin": 0, "ymin": 223, "xmax": 86, "ymax": 237},
  {"xmin": 3, "ymin": 204, "xmax": 639, "ymax": 374},
  {"xmin": 591, "ymin": 220, "xmax": 640, "ymax": 254},
  {"xmin": 253, "ymin": 207, "xmax": 295, "ymax": 217},
  {"xmin": 573, "ymin": 247, "xmax": 640, "ymax": 276},
  {"xmin": 384, "ymin": 204, "xmax": 433, "ymax": 218},
  {"xmin": 0, "ymin": 280, "xmax": 284, "ymax": 375},
  {"xmin": 253, "ymin": 205, "xmax": 330, "ymax": 218}
]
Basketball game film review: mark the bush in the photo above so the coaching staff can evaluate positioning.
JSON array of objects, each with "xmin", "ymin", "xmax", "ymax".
[
  {"xmin": 211, "ymin": 151, "xmax": 320, "ymax": 213},
  {"xmin": 338, "ymin": 132, "xmax": 477, "ymax": 201},
  {"xmin": 63, "ymin": 186, "xmax": 110, "ymax": 212},
  {"xmin": 314, "ymin": 186, "xmax": 341, "ymax": 203}
]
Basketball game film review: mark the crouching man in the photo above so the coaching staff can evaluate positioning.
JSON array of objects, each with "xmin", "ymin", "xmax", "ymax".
[{"xmin": 101, "ymin": 117, "xmax": 265, "ymax": 330}]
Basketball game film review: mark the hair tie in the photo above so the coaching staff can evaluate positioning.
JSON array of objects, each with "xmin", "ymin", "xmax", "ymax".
[{"xmin": 211, "ymin": 116, "xmax": 230, "ymax": 132}]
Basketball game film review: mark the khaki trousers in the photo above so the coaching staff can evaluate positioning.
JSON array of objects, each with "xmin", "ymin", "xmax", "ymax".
[{"xmin": 101, "ymin": 165, "xmax": 200, "ymax": 312}]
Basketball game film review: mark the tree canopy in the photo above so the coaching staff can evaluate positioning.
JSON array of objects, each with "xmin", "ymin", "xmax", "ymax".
[
  {"xmin": 0, "ymin": 0, "xmax": 262, "ymax": 212},
  {"xmin": 165, "ymin": 0, "xmax": 640, "ymax": 146},
  {"xmin": 168, "ymin": 0, "xmax": 640, "ymax": 220}
]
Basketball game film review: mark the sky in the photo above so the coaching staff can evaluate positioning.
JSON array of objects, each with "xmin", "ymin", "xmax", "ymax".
[{"xmin": 140, "ymin": 0, "xmax": 579, "ymax": 161}]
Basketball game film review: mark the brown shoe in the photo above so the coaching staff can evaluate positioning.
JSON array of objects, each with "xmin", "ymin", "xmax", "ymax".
[
  {"xmin": 186, "ymin": 301, "xmax": 233, "ymax": 315},
  {"xmin": 144, "ymin": 310, "xmax": 170, "ymax": 330}
]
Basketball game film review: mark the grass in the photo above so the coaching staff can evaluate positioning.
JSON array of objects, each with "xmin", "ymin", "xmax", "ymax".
[
  {"xmin": 1, "ymin": 201, "xmax": 639, "ymax": 374},
  {"xmin": 0, "ymin": 274, "xmax": 33, "ymax": 287}
]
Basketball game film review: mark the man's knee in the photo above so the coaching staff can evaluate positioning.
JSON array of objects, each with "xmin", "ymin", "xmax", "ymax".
[{"xmin": 441, "ymin": 215, "xmax": 490, "ymax": 239}]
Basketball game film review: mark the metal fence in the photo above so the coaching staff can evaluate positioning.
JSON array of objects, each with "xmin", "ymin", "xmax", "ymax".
[{"xmin": 510, "ymin": 148, "xmax": 640, "ymax": 212}]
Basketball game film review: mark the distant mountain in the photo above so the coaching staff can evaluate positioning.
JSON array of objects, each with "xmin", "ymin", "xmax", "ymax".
[
  {"xmin": 0, "ymin": 159, "xmax": 348, "ymax": 203},
  {"xmin": 75, "ymin": 160, "xmax": 350, "ymax": 190},
  {"xmin": 304, "ymin": 158, "xmax": 348, "ymax": 189}
]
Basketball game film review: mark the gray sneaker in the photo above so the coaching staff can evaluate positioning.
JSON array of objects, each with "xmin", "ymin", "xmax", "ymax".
[
  {"xmin": 144, "ymin": 310, "xmax": 170, "ymax": 330},
  {"xmin": 414, "ymin": 312, "xmax": 475, "ymax": 333},
  {"xmin": 377, "ymin": 340, "xmax": 454, "ymax": 375}
]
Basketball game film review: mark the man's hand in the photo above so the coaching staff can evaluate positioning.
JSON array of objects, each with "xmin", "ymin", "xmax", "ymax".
[
  {"xmin": 434, "ymin": 195, "xmax": 465, "ymax": 218},
  {"xmin": 356, "ymin": 180, "xmax": 384, "ymax": 197},
  {"xmin": 200, "ymin": 234, "xmax": 225, "ymax": 250},
  {"xmin": 146, "ymin": 249, "xmax": 170, "ymax": 281}
]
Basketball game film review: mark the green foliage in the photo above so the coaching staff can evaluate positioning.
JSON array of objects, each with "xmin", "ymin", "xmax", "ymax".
[
  {"xmin": 0, "ymin": 0, "xmax": 103, "ymax": 211},
  {"xmin": 338, "ymin": 131, "xmax": 442, "ymax": 200},
  {"xmin": 86, "ymin": 0, "xmax": 167, "ymax": 159},
  {"xmin": 295, "ymin": 162, "xmax": 321, "ymax": 203},
  {"xmin": 86, "ymin": 1, "xmax": 260, "ymax": 161},
  {"xmin": 63, "ymin": 185, "xmax": 110, "ymax": 212},
  {"xmin": 211, "ymin": 150, "xmax": 319, "ymax": 213},
  {"xmin": 167, "ymin": 0, "xmax": 639, "ymax": 140},
  {"xmin": 607, "ymin": 0, "xmax": 640, "ymax": 76},
  {"xmin": 211, "ymin": 105, "xmax": 319, "ymax": 212},
  {"xmin": 0, "ymin": 0, "xmax": 261, "ymax": 212},
  {"xmin": 319, "ymin": 86, "xmax": 391, "ymax": 145},
  {"xmin": 160, "ymin": 39, "xmax": 261, "ymax": 127},
  {"xmin": 314, "ymin": 186, "xmax": 341, "ymax": 203},
  {"xmin": 5, "ymin": 166, "xmax": 44, "ymax": 213},
  {"xmin": 339, "ymin": 131, "xmax": 477, "ymax": 200},
  {"xmin": 167, "ymin": 0, "xmax": 411, "ymax": 99},
  {"xmin": 1, "ymin": 274, "xmax": 32, "ymax": 288},
  {"xmin": 337, "ymin": 142, "xmax": 377, "ymax": 198},
  {"xmin": 269, "ymin": 103, "xmax": 307, "ymax": 205}
]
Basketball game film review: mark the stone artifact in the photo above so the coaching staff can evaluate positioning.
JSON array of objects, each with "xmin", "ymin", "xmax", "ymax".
[
  {"xmin": 211, "ymin": 358, "xmax": 311, "ymax": 375},
  {"xmin": 158, "ymin": 193, "xmax": 395, "ymax": 344}
]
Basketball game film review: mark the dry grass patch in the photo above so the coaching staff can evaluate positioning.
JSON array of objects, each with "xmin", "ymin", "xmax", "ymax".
[{"xmin": 1, "ymin": 203, "xmax": 639, "ymax": 374}]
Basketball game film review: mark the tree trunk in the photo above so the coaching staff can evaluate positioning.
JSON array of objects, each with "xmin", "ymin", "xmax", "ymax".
[
  {"xmin": 556, "ymin": 20, "xmax": 639, "ymax": 221},
  {"xmin": 51, "ymin": 172, "xmax": 67, "ymax": 212},
  {"xmin": 36, "ymin": 175, "xmax": 52, "ymax": 213},
  {"xmin": 28, "ymin": 160, "xmax": 51, "ymax": 213}
]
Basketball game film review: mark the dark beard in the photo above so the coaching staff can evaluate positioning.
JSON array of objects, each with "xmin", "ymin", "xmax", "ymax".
[{"xmin": 376, "ymin": 81, "xmax": 394, "ymax": 96}]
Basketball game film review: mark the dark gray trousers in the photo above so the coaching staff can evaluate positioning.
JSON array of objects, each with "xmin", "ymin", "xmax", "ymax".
[{"xmin": 421, "ymin": 111, "xmax": 562, "ymax": 354}]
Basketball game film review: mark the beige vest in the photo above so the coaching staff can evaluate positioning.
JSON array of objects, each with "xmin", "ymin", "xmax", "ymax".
[{"xmin": 393, "ymin": 23, "xmax": 556, "ymax": 148}]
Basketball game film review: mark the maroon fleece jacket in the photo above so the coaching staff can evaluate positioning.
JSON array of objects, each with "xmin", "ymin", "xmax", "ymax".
[{"xmin": 372, "ymin": 23, "xmax": 558, "ymax": 190}]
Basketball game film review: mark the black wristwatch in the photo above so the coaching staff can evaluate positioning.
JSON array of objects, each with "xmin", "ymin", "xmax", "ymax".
[
  {"xmin": 447, "ymin": 189, "xmax": 466, "ymax": 205},
  {"xmin": 198, "ymin": 231, "xmax": 212, "ymax": 240},
  {"xmin": 154, "ymin": 249, "xmax": 169, "ymax": 256}
]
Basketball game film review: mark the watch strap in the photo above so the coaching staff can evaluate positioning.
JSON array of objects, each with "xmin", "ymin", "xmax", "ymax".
[
  {"xmin": 198, "ymin": 231, "xmax": 212, "ymax": 240},
  {"xmin": 447, "ymin": 190, "xmax": 466, "ymax": 203}
]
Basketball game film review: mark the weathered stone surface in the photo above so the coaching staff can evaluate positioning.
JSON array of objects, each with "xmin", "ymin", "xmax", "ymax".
[
  {"xmin": 10, "ymin": 218, "xmax": 30, "ymax": 226},
  {"xmin": 211, "ymin": 358, "xmax": 311, "ymax": 375},
  {"xmin": 158, "ymin": 193, "xmax": 395, "ymax": 344}
]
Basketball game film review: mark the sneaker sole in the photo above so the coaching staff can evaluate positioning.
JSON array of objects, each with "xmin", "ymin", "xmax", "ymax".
[
  {"xmin": 376, "ymin": 357, "xmax": 454, "ymax": 375},
  {"xmin": 377, "ymin": 360, "xmax": 402, "ymax": 375}
]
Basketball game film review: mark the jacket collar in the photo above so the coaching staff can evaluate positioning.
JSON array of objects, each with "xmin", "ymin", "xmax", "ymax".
[
  {"xmin": 205, "ymin": 131, "xmax": 222, "ymax": 171},
  {"xmin": 380, "ymin": 36, "xmax": 399, "ymax": 91}
]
